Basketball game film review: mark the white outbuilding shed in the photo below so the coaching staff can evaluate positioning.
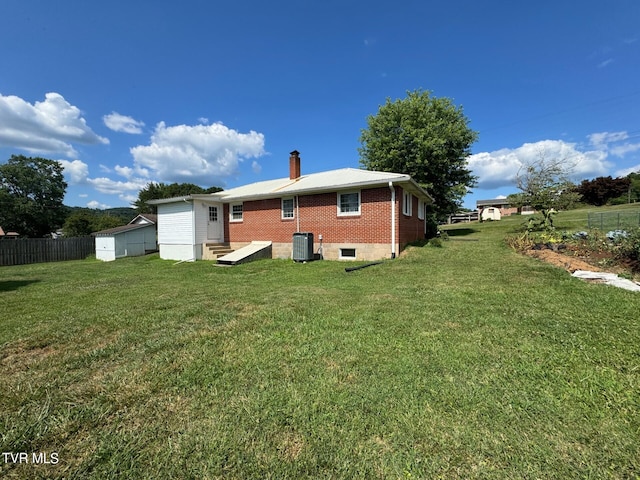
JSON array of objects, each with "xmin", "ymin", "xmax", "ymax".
[
  {"xmin": 480, "ymin": 207, "xmax": 502, "ymax": 221},
  {"xmin": 94, "ymin": 214, "xmax": 157, "ymax": 262}
]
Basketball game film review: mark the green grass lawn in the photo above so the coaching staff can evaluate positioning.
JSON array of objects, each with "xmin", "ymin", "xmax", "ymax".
[{"xmin": 1, "ymin": 209, "xmax": 639, "ymax": 479}]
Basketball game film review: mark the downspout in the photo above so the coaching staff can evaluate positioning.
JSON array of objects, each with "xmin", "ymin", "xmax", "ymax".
[
  {"xmin": 389, "ymin": 182, "xmax": 396, "ymax": 259},
  {"xmin": 186, "ymin": 197, "xmax": 196, "ymax": 262},
  {"xmin": 296, "ymin": 195, "xmax": 300, "ymax": 233}
]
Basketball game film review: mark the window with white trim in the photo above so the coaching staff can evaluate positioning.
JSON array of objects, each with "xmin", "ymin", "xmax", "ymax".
[
  {"xmin": 418, "ymin": 199, "xmax": 425, "ymax": 220},
  {"xmin": 230, "ymin": 203, "xmax": 243, "ymax": 222},
  {"xmin": 281, "ymin": 198, "xmax": 294, "ymax": 219},
  {"xmin": 403, "ymin": 190, "xmax": 413, "ymax": 216},
  {"xmin": 337, "ymin": 191, "xmax": 361, "ymax": 216}
]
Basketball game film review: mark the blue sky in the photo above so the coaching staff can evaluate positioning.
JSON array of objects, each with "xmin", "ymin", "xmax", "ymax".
[{"xmin": 1, "ymin": 0, "xmax": 639, "ymax": 210}]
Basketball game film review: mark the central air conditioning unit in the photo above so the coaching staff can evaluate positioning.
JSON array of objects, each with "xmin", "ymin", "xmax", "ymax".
[{"xmin": 292, "ymin": 232, "xmax": 314, "ymax": 262}]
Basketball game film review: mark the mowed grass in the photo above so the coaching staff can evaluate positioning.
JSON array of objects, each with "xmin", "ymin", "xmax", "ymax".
[{"xmin": 1, "ymin": 210, "xmax": 639, "ymax": 479}]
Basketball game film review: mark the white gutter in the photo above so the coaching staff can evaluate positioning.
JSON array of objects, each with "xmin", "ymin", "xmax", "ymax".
[
  {"xmin": 389, "ymin": 181, "xmax": 396, "ymax": 259},
  {"xmin": 188, "ymin": 197, "xmax": 197, "ymax": 262}
]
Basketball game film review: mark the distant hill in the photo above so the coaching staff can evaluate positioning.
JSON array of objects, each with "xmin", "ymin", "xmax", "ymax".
[{"xmin": 63, "ymin": 206, "xmax": 137, "ymax": 224}]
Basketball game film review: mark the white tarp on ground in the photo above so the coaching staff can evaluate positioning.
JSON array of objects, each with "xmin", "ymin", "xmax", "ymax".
[{"xmin": 571, "ymin": 270, "xmax": 640, "ymax": 292}]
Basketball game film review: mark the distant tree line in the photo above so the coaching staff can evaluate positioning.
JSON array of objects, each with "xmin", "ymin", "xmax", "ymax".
[
  {"xmin": 1, "ymin": 154, "xmax": 224, "ymax": 237},
  {"xmin": 134, "ymin": 182, "xmax": 223, "ymax": 214},
  {"xmin": 62, "ymin": 209, "xmax": 130, "ymax": 237}
]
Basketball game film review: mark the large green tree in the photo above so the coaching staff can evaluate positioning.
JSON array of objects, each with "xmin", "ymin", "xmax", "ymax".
[
  {"xmin": 0, "ymin": 155, "xmax": 67, "ymax": 237},
  {"xmin": 577, "ymin": 176, "xmax": 630, "ymax": 206},
  {"xmin": 134, "ymin": 182, "xmax": 223, "ymax": 213},
  {"xmin": 359, "ymin": 89, "xmax": 478, "ymax": 217},
  {"xmin": 610, "ymin": 172, "xmax": 640, "ymax": 205},
  {"xmin": 63, "ymin": 211, "xmax": 124, "ymax": 237}
]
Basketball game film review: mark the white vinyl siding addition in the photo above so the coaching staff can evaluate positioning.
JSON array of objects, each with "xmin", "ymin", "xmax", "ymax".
[{"xmin": 157, "ymin": 202, "xmax": 194, "ymax": 244}]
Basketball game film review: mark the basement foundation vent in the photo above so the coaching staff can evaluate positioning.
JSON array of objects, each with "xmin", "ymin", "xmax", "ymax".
[{"xmin": 339, "ymin": 248, "xmax": 356, "ymax": 259}]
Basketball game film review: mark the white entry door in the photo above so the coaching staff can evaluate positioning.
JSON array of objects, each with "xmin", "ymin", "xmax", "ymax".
[{"xmin": 207, "ymin": 205, "xmax": 223, "ymax": 241}]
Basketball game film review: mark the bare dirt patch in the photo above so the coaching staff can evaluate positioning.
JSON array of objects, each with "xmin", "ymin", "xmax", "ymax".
[
  {"xmin": 524, "ymin": 247, "xmax": 640, "ymax": 287},
  {"xmin": 0, "ymin": 339, "xmax": 57, "ymax": 374},
  {"xmin": 277, "ymin": 432, "xmax": 304, "ymax": 461},
  {"xmin": 524, "ymin": 249, "xmax": 603, "ymax": 273}
]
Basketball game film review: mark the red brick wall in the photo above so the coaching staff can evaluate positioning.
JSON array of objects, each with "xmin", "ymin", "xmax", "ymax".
[
  {"xmin": 398, "ymin": 193, "xmax": 426, "ymax": 245},
  {"xmin": 500, "ymin": 207, "xmax": 518, "ymax": 216},
  {"xmin": 224, "ymin": 186, "xmax": 425, "ymax": 246}
]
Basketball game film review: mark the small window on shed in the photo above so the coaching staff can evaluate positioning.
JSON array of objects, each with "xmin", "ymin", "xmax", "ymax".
[{"xmin": 339, "ymin": 248, "xmax": 356, "ymax": 259}]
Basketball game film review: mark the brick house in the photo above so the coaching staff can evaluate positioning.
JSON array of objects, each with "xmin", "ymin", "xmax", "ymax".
[
  {"xmin": 476, "ymin": 198, "xmax": 535, "ymax": 218},
  {"xmin": 150, "ymin": 151, "xmax": 434, "ymax": 262}
]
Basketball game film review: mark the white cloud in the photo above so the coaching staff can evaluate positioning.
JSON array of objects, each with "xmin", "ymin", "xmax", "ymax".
[
  {"xmin": 468, "ymin": 139, "xmax": 611, "ymax": 189},
  {"xmin": 130, "ymin": 121, "xmax": 266, "ymax": 184},
  {"xmin": 58, "ymin": 159, "xmax": 89, "ymax": 185},
  {"xmin": 114, "ymin": 164, "xmax": 150, "ymax": 179},
  {"xmin": 87, "ymin": 200, "xmax": 111, "ymax": 209},
  {"xmin": 251, "ymin": 160, "xmax": 262, "ymax": 174},
  {"xmin": 466, "ymin": 149, "xmax": 521, "ymax": 189},
  {"xmin": 597, "ymin": 58, "xmax": 614, "ymax": 68},
  {"xmin": 103, "ymin": 112, "xmax": 145, "ymax": 134},
  {"xmin": 115, "ymin": 165, "xmax": 134, "ymax": 178},
  {"xmin": 119, "ymin": 193, "xmax": 138, "ymax": 205},
  {"xmin": 610, "ymin": 142, "xmax": 640, "ymax": 157},
  {"xmin": 87, "ymin": 176, "xmax": 149, "ymax": 196},
  {"xmin": 586, "ymin": 130, "xmax": 640, "ymax": 158},
  {"xmin": 615, "ymin": 164, "xmax": 640, "ymax": 177},
  {"xmin": 588, "ymin": 131, "xmax": 628, "ymax": 148},
  {"xmin": 0, "ymin": 92, "xmax": 108, "ymax": 157}
]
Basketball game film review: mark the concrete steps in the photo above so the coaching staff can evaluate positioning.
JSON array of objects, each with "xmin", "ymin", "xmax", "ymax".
[{"xmin": 206, "ymin": 243, "xmax": 234, "ymax": 259}]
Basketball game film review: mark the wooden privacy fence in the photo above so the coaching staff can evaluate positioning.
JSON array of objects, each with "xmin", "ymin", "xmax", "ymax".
[{"xmin": 0, "ymin": 237, "xmax": 94, "ymax": 266}]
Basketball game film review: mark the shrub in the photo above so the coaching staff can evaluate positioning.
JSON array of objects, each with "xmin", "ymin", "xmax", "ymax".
[
  {"xmin": 428, "ymin": 238, "xmax": 443, "ymax": 248},
  {"xmin": 613, "ymin": 227, "xmax": 640, "ymax": 268},
  {"xmin": 504, "ymin": 233, "xmax": 534, "ymax": 252},
  {"xmin": 424, "ymin": 213, "xmax": 439, "ymax": 239}
]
